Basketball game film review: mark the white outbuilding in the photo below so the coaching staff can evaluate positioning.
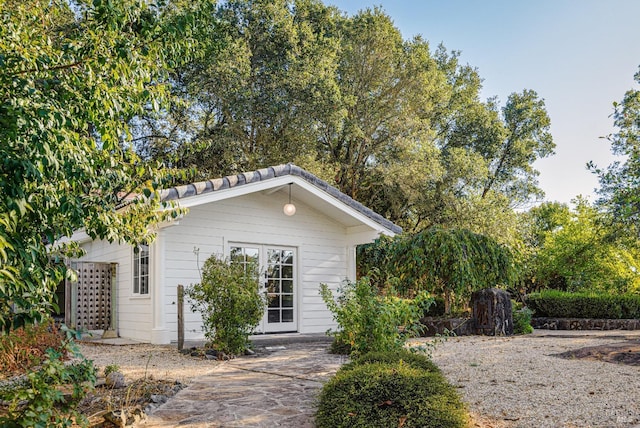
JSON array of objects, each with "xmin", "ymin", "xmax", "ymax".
[{"xmin": 64, "ymin": 164, "xmax": 401, "ymax": 344}]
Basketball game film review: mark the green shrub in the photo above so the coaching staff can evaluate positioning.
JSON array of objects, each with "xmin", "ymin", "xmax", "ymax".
[
  {"xmin": 342, "ymin": 349, "xmax": 441, "ymax": 374},
  {"xmin": 526, "ymin": 290, "xmax": 640, "ymax": 319},
  {"xmin": 0, "ymin": 322, "xmax": 96, "ymax": 427},
  {"xmin": 329, "ymin": 337, "xmax": 352, "ymax": 355},
  {"xmin": 316, "ymin": 353, "xmax": 468, "ymax": 428},
  {"xmin": 104, "ymin": 364, "xmax": 120, "ymax": 377},
  {"xmin": 186, "ymin": 255, "xmax": 265, "ymax": 355},
  {"xmin": 319, "ymin": 278, "xmax": 433, "ymax": 356},
  {"xmin": 422, "ymin": 296, "xmax": 446, "ymax": 317},
  {"xmin": 512, "ymin": 307, "xmax": 534, "ymax": 334}
]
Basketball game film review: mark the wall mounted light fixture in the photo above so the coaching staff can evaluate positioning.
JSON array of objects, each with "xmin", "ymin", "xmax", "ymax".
[{"xmin": 283, "ymin": 183, "xmax": 296, "ymax": 216}]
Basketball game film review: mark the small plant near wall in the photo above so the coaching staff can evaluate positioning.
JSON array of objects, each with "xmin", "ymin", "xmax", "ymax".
[
  {"xmin": 186, "ymin": 255, "xmax": 265, "ymax": 356},
  {"xmin": 104, "ymin": 364, "xmax": 121, "ymax": 377},
  {"xmin": 512, "ymin": 301, "xmax": 534, "ymax": 334},
  {"xmin": 319, "ymin": 278, "xmax": 433, "ymax": 357}
]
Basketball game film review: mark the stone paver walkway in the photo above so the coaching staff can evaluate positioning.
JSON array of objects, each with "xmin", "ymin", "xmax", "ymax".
[{"xmin": 140, "ymin": 341, "xmax": 347, "ymax": 428}]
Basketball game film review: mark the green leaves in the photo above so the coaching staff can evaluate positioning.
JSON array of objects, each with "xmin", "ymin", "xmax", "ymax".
[
  {"xmin": 320, "ymin": 278, "xmax": 433, "ymax": 357},
  {"xmin": 591, "ymin": 65, "xmax": 640, "ymax": 235},
  {"xmin": 186, "ymin": 255, "xmax": 264, "ymax": 355},
  {"xmin": 1, "ymin": 0, "xmax": 212, "ymax": 331},
  {"xmin": 358, "ymin": 228, "xmax": 518, "ymax": 314},
  {"xmin": 529, "ymin": 199, "xmax": 640, "ymax": 293}
]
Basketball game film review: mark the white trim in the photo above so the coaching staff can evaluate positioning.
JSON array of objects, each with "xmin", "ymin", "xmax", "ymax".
[
  {"xmin": 346, "ymin": 245, "xmax": 357, "ymax": 282},
  {"xmin": 151, "ymin": 229, "xmax": 169, "ymax": 344},
  {"xmin": 227, "ymin": 242, "xmax": 299, "ymax": 333},
  {"xmin": 169, "ymin": 176, "xmax": 397, "ymax": 237},
  {"xmin": 132, "ymin": 243, "xmax": 150, "ymax": 296}
]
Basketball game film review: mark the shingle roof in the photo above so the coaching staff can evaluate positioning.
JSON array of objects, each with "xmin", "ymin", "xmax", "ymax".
[{"xmin": 160, "ymin": 163, "xmax": 402, "ymax": 234}]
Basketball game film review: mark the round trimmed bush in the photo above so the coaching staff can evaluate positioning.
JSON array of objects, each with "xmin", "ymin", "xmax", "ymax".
[
  {"xmin": 342, "ymin": 349, "xmax": 441, "ymax": 374},
  {"xmin": 316, "ymin": 360, "xmax": 468, "ymax": 428}
]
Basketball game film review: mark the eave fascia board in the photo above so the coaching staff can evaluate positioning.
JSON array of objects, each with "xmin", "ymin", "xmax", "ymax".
[{"xmin": 168, "ymin": 175, "xmax": 398, "ymax": 236}]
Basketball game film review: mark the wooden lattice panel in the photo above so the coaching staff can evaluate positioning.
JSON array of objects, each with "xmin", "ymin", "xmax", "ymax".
[{"xmin": 75, "ymin": 263, "xmax": 112, "ymax": 330}]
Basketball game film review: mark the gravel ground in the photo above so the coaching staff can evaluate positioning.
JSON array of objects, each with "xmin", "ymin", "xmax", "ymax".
[
  {"xmin": 423, "ymin": 331, "xmax": 640, "ymax": 428},
  {"xmin": 77, "ymin": 342, "xmax": 220, "ymax": 384},
  {"xmin": 78, "ymin": 332, "xmax": 640, "ymax": 427}
]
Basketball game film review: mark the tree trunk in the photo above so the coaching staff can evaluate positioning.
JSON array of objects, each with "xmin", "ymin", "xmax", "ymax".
[{"xmin": 472, "ymin": 288, "xmax": 513, "ymax": 336}]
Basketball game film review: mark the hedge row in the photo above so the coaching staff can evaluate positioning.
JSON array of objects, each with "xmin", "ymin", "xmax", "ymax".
[
  {"xmin": 526, "ymin": 290, "xmax": 640, "ymax": 319},
  {"xmin": 316, "ymin": 350, "xmax": 468, "ymax": 428}
]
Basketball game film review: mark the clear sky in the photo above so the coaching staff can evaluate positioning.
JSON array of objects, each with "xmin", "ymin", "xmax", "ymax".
[{"xmin": 326, "ymin": 0, "xmax": 640, "ymax": 204}]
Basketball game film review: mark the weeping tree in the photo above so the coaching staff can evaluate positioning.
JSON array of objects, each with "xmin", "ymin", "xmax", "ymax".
[{"xmin": 358, "ymin": 227, "xmax": 519, "ymax": 314}]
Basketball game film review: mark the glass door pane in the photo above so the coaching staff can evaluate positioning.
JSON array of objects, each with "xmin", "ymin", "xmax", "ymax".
[{"xmin": 229, "ymin": 244, "xmax": 296, "ymax": 333}]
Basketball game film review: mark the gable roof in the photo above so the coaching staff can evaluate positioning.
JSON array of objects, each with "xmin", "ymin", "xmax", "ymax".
[{"xmin": 160, "ymin": 163, "xmax": 402, "ymax": 235}]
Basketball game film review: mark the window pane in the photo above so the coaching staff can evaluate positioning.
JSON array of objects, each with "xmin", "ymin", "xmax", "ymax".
[
  {"xmin": 267, "ymin": 265, "xmax": 280, "ymax": 279},
  {"xmin": 134, "ymin": 243, "xmax": 150, "ymax": 295},
  {"xmin": 267, "ymin": 279, "xmax": 279, "ymax": 293},
  {"xmin": 134, "ymin": 254, "xmax": 139, "ymax": 278},
  {"xmin": 245, "ymin": 248, "xmax": 259, "ymax": 262},
  {"xmin": 282, "ymin": 265, "xmax": 293, "ymax": 279},
  {"xmin": 282, "ymin": 309, "xmax": 293, "ymax": 322},
  {"xmin": 268, "ymin": 250, "xmax": 280, "ymax": 264},
  {"xmin": 282, "ymin": 294, "xmax": 293, "ymax": 308},
  {"xmin": 230, "ymin": 247, "xmax": 243, "ymax": 263},
  {"xmin": 268, "ymin": 310, "xmax": 280, "ymax": 323},
  {"xmin": 282, "ymin": 280, "xmax": 293, "ymax": 293},
  {"xmin": 268, "ymin": 294, "xmax": 280, "ymax": 308},
  {"xmin": 282, "ymin": 250, "xmax": 293, "ymax": 264}
]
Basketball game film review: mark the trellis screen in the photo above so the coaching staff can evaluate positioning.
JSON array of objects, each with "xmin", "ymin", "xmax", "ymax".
[{"xmin": 68, "ymin": 262, "xmax": 116, "ymax": 331}]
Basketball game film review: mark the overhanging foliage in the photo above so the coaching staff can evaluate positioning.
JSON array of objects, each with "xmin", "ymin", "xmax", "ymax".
[
  {"xmin": 358, "ymin": 227, "xmax": 518, "ymax": 312},
  {"xmin": 0, "ymin": 0, "xmax": 216, "ymax": 331}
]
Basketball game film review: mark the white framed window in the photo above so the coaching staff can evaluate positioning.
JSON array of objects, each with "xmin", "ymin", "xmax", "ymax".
[{"xmin": 133, "ymin": 243, "xmax": 149, "ymax": 295}]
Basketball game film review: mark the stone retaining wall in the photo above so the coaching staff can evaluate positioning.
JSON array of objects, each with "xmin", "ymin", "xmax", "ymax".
[
  {"xmin": 532, "ymin": 317, "xmax": 640, "ymax": 330},
  {"xmin": 420, "ymin": 317, "xmax": 474, "ymax": 336}
]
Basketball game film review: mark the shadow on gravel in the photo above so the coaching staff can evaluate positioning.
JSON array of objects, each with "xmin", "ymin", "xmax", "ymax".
[{"xmin": 554, "ymin": 340, "xmax": 640, "ymax": 366}]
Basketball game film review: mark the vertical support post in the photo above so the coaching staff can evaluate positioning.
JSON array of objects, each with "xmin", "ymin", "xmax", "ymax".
[
  {"xmin": 177, "ymin": 284, "xmax": 184, "ymax": 351},
  {"xmin": 151, "ymin": 230, "xmax": 169, "ymax": 344},
  {"xmin": 346, "ymin": 244, "xmax": 357, "ymax": 281}
]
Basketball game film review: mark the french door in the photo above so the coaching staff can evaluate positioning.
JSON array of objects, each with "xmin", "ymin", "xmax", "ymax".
[{"xmin": 230, "ymin": 244, "xmax": 297, "ymax": 333}]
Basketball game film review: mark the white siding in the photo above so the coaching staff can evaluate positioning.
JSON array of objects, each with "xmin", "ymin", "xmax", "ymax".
[
  {"xmin": 77, "ymin": 239, "xmax": 153, "ymax": 342},
  {"xmin": 74, "ymin": 188, "xmax": 385, "ymax": 344},
  {"xmin": 161, "ymin": 191, "xmax": 351, "ymax": 342}
]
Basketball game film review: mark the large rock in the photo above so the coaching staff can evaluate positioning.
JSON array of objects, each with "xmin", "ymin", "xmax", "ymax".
[{"xmin": 472, "ymin": 288, "xmax": 513, "ymax": 336}]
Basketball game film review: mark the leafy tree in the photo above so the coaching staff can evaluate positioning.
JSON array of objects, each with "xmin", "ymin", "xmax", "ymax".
[
  {"xmin": 417, "ymin": 50, "xmax": 554, "ymax": 236},
  {"xmin": 481, "ymin": 89, "xmax": 554, "ymax": 201},
  {"xmin": 531, "ymin": 199, "xmax": 640, "ymax": 293},
  {"xmin": 516, "ymin": 201, "xmax": 572, "ymax": 292},
  {"xmin": 358, "ymin": 228, "xmax": 518, "ymax": 314},
  {"xmin": 133, "ymin": 0, "xmax": 340, "ymax": 179},
  {"xmin": 0, "ymin": 0, "xmax": 215, "ymax": 331},
  {"xmin": 590, "ymin": 66, "xmax": 640, "ymax": 237},
  {"xmin": 522, "ymin": 201, "xmax": 572, "ymax": 248},
  {"xmin": 131, "ymin": 2, "xmax": 554, "ymax": 247},
  {"xmin": 315, "ymin": 9, "xmax": 443, "ymax": 204}
]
